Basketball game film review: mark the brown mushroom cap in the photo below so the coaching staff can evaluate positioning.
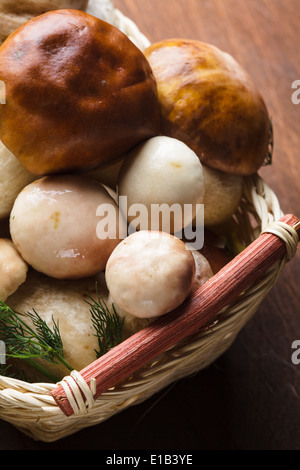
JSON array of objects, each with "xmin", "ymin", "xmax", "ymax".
[
  {"xmin": 144, "ymin": 39, "xmax": 270, "ymax": 176},
  {"xmin": 189, "ymin": 248, "xmax": 213, "ymax": 293},
  {"xmin": 0, "ymin": 9, "xmax": 160, "ymax": 175}
]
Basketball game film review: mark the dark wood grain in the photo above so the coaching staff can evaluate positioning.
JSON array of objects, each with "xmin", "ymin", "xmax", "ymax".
[{"xmin": 0, "ymin": 0, "xmax": 299, "ymax": 450}]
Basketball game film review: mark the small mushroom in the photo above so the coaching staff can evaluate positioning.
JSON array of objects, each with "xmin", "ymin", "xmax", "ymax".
[
  {"xmin": 105, "ymin": 230, "xmax": 197, "ymax": 320},
  {"xmin": 10, "ymin": 174, "xmax": 126, "ymax": 280},
  {"xmin": 106, "ymin": 239, "xmax": 214, "ymax": 339},
  {"xmin": 118, "ymin": 136, "xmax": 205, "ymax": 234}
]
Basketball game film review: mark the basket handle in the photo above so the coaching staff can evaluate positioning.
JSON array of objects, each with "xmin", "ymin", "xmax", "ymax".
[{"xmin": 51, "ymin": 213, "xmax": 300, "ymax": 417}]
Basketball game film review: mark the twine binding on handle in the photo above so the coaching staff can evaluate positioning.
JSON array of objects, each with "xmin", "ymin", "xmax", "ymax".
[
  {"xmin": 58, "ymin": 371, "xmax": 96, "ymax": 416},
  {"xmin": 261, "ymin": 221, "xmax": 299, "ymax": 260}
]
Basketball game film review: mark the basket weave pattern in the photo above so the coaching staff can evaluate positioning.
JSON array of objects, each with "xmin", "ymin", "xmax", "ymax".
[{"xmin": 0, "ymin": 3, "xmax": 295, "ymax": 442}]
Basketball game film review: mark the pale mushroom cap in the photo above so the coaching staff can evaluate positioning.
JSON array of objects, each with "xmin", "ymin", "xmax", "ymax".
[
  {"xmin": 118, "ymin": 136, "xmax": 205, "ymax": 233},
  {"xmin": 105, "ymin": 230, "xmax": 196, "ymax": 319},
  {"xmin": 10, "ymin": 174, "xmax": 126, "ymax": 280},
  {"xmin": 190, "ymin": 248, "xmax": 214, "ymax": 293},
  {"xmin": 106, "ymin": 247, "xmax": 213, "ymax": 338},
  {"xmin": 202, "ymin": 165, "xmax": 243, "ymax": 226},
  {"xmin": 0, "ymin": 141, "xmax": 35, "ymax": 220},
  {"xmin": 85, "ymin": 158, "xmax": 124, "ymax": 190},
  {"xmin": 7, "ymin": 269, "xmax": 108, "ymax": 380},
  {"xmin": 0, "ymin": 238, "xmax": 28, "ymax": 302}
]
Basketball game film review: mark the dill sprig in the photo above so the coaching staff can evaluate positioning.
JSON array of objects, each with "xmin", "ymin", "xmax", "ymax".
[
  {"xmin": 0, "ymin": 363, "xmax": 30, "ymax": 382},
  {"xmin": 0, "ymin": 301, "xmax": 73, "ymax": 383},
  {"xmin": 84, "ymin": 292, "xmax": 124, "ymax": 358},
  {"xmin": 0, "ymin": 291, "xmax": 124, "ymax": 383}
]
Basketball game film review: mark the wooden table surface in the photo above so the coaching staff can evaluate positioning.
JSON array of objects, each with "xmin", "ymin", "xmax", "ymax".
[{"xmin": 0, "ymin": 0, "xmax": 299, "ymax": 451}]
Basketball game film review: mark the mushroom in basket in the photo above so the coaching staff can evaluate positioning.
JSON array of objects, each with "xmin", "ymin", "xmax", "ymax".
[
  {"xmin": 0, "ymin": 8, "xmax": 161, "ymax": 176},
  {"xmin": 105, "ymin": 230, "xmax": 214, "ymax": 339}
]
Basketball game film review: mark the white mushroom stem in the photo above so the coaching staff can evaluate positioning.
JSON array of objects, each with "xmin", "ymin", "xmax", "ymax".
[{"xmin": 0, "ymin": 238, "xmax": 28, "ymax": 302}]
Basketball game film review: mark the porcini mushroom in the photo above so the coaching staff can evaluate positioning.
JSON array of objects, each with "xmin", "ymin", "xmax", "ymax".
[
  {"xmin": 189, "ymin": 248, "xmax": 214, "ymax": 293},
  {"xmin": 105, "ymin": 230, "xmax": 197, "ymax": 319},
  {"xmin": 10, "ymin": 174, "xmax": 126, "ymax": 280},
  {"xmin": 118, "ymin": 136, "xmax": 205, "ymax": 234},
  {"xmin": 0, "ymin": 9, "xmax": 160, "ymax": 175},
  {"xmin": 106, "ymin": 239, "xmax": 214, "ymax": 339},
  {"xmin": 7, "ymin": 268, "xmax": 108, "ymax": 380},
  {"xmin": 144, "ymin": 38, "xmax": 271, "ymax": 176}
]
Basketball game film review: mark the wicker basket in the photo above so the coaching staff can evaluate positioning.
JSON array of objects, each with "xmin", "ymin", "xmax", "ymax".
[{"xmin": 0, "ymin": 1, "xmax": 298, "ymax": 443}]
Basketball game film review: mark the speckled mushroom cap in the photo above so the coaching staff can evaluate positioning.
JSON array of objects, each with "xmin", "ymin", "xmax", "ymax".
[
  {"xmin": 105, "ymin": 230, "xmax": 196, "ymax": 319},
  {"xmin": 10, "ymin": 174, "xmax": 126, "ymax": 279}
]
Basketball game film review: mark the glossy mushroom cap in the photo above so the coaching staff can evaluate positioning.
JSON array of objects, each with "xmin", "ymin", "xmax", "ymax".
[
  {"xmin": 144, "ymin": 39, "xmax": 270, "ymax": 176},
  {"xmin": 105, "ymin": 230, "xmax": 196, "ymax": 319},
  {"xmin": 10, "ymin": 174, "xmax": 126, "ymax": 279},
  {"xmin": 0, "ymin": 9, "xmax": 161, "ymax": 175},
  {"xmin": 118, "ymin": 136, "xmax": 205, "ymax": 234}
]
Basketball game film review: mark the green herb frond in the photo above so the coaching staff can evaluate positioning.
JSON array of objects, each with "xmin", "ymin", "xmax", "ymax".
[
  {"xmin": 0, "ymin": 301, "xmax": 73, "ymax": 382},
  {"xmin": 0, "ymin": 288, "xmax": 124, "ymax": 383},
  {"xmin": 84, "ymin": 290, "xmax": 124, "ymax": 358},
  {"xmin": 26, "ymin": 309, "xmax": 64, "ymax": 363}
]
